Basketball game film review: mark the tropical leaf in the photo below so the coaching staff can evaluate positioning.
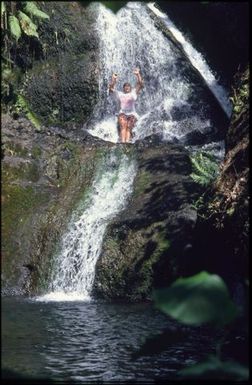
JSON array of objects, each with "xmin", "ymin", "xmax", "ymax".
[
  {"xmin": 152, "ymin": 271, "xmax": 238, "ymax": 327},
  {"xmin": 23, "ymin": 2, "xmax": 50, "ymax": 20},
  {"xmin": 16, "ymin": 94, "xmax": 41, "ymax": 129},
  {"xmin": 9, "ymin": 15, "xmax": 22, "ymax": 41},
  {"xmin": 1, "ymin": 1, "xmax": 6, "ymax": 16},
  {"xmin": 18, "ymin": 11, "xmax": 39, "ymax": 38},
  {"xmin": 179, "ymin": 355, "xmax": 249, "ymax": 380}
]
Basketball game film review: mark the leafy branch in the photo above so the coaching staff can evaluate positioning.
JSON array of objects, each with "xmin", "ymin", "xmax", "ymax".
[{"xmin": 3, "ymin": 1, "xmax": 49, "ymax": 41}]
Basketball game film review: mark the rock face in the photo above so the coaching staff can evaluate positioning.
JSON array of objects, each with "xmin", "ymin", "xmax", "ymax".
[
  {"xmin": 2, "ymin": 117, "xmax": 200, "ymax": 300},
  {"xmin": 19, "ymin": 1, "xmax": 99, "ymax": 127},
  {"xmin": 157, "ymin": 1, "xmax": 249, "ymax": 87},
  {"xmin": 93, "ymin": 135, "xmax": 200, "ymax": 301},
  {"xmin": 187, "ymin": 67, "xmax": 249, "ymax": 301},
  {"xmin": 1, "ymin": 114, "xmax": 112, "ymax": 295},
  {"xmin": 210, "ymin": 67, "xmax": 249, "ymax": 282}
]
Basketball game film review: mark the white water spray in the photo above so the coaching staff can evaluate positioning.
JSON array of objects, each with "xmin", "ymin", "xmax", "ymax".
[
  {"xmin": 88, "ymin": 1, "xmax": 229, "ymax": 156},
  {"xmin": 37, "ymin": 2, "xmax": 229, "ymax": 302},
  {"xmin": 148, "ymin": 3, "xmax": 232, "ymax": 118},
  {"xmin": 37, "ymin": 150, "xmax": 136, "ymax": 302}
]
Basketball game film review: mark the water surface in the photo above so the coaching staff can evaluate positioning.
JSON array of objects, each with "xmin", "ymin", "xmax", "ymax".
[{"xmin": 2, "ymin": 297, "xmax": 215, "ymax": 382}]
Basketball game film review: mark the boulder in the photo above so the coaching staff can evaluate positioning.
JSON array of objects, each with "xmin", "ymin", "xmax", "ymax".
[
  {"xmin": 1, "ymin": 113, "xmax": 113, "ymax": 295},
  {"xmin": 19, "ymin": 2, "xmax": 99, "ymax": 127},
  {"xmin": 93, "ymin": 136, "xmax": 200, "ymax": 301}
]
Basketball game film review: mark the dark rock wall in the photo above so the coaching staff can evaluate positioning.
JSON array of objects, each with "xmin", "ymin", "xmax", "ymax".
[
  {"xmin": 93, "ymin": 136, "xmax": 200, "ymax": 301},
  {"xmin": 19, "ymin": 2, "xmax": 99, "ymax": 127},
  {"xmin": 158, "ymin": 1, "xmax": 249, "ymax": 88},
  {"xmin": 1, "ymin": 114, "xmax": 112, "ymax": 295},
  {"xmin": 186, "ymin": 67, "xmax": 249, "ymax": 305}
]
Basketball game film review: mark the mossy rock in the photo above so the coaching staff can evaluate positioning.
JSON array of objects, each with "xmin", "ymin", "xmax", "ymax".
[
  {"xmin": 1, "ymin": 122, "xmax": 112, "ymax": 295},
  {"xmin": 93, "ymin": 139, "xmax": 199, "ymax": 301},
  {"xmin": 19, "ymin": 1, "xmax": 99, "ymax": 127}
]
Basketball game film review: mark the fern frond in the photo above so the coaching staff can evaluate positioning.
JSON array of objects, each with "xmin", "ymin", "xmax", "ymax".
[{"xmin": 190, "ymin": 151, "xmax": 219, "ymax": 186}]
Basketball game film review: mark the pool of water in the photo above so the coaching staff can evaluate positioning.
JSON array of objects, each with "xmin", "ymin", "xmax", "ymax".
[{"xmin": 2, "ymin": 296, "xmax": 219, "ymax": 382}]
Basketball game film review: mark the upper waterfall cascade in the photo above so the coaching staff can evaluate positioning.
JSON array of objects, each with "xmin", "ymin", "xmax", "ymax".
[
  {"xmin": 88, "ymin": 1, "xmax": 229, "ymax": 158},
  {"xmin": 147, "ymin": 3, "xmax": 232, "ymax": 118}
]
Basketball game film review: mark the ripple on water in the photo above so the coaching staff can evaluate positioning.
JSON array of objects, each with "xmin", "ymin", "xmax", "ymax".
[{"xmin": 2, "ymin": 297, "xmax": 218, "ymax": 381}]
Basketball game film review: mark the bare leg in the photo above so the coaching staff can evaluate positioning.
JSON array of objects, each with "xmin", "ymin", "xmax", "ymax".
[
  {"xmin": 118, "ymin": 114, "xmax": 128, "ymax": 143},
  {"xmin": 126, "ymin": 116, "xmax": 137, "ymax": 142}
]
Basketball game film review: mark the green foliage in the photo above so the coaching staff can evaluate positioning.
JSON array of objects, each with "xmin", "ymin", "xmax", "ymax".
[
  {"xmin": 152, "ymin": 271, "xmax": 237, "ymax": 327},
  {"xmin": 1, "ymin": 1, "xmax": 6, "ymax": 16},
  {"xmin": 151, "ymin": 272, "xmax": 249, "ymax": 380},
  {"xmin": 23, "ymin": 2, "xmax": 50, "ymax": 20},
  {"xmin": 1, "ymin": 2, "xmax": 49, "ymax": 109},
  {"xmin": 230, "ymin": 67, "xmax": 249, "ymax": 117},
  {"xmin": 2, "ymin": 67, "xmax": 17, "ymax": 85},
  {"xmin": 18, "ymin": 10, "xmax": 39, "ymax": 38},
  {"xmin": 190, "ymin": 151, "xmax": 219, "ymax": 186},
  {"xmin": 16, "ymin": 94, "xmax": 41, "ymax": 129},
  {"xmin": 9, "ymin": 15, "xmax": 21, "ymax": 41},
  {"xmin": 179, "ymin": 355, "xmax": 249, "ymax": 380}
]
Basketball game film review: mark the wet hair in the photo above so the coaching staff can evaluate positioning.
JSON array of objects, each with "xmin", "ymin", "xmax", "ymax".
[{"xmin": 123, "ymin": 82, "xmax": 131, "ymax": 88}]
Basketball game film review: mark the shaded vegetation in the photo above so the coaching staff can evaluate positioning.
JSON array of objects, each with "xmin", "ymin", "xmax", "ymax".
[
  {"xmin": 135, "ymin": 271, "xmax": 248, "ymax": 380},
  {"xmin": 1, "ymin": 1, "xmax": 49, "ymax": 110},
  {"xmin": 190, "ymin": 151, "xmax": 219, "ymax": 187}
]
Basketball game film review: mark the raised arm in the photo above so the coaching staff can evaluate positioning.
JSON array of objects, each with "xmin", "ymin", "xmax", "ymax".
[
  {"xmin": 109, "ymin": 73, "xmax": 118, "ymax": 93},
  {"xmin": 133, "ymin": 68, "xmax": 144, "ymax": 95}
]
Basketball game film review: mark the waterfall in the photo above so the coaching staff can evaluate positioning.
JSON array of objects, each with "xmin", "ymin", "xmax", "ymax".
[
  {"xmin": 37, "ymin": 149, "xmax": 136, "ymax": 301},
  {"xmin": 147, "ymin": 3, "xmax": 232, "ymax": 118},
  {"xmin": 37, "ymin": 2, "xmax": 229, "ymax": 301},
  {"xmin": 88, "ymin": 1, "xmax": 228, "ymax": 159}
]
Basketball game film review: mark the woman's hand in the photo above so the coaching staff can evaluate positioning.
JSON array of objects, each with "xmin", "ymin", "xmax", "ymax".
[
  {"xmin": 133, "ymin": 68, "xmax": 140, "ymax": 75},
  {"xmin": 112, "ymin": 73, "xmax": 118, "ymax": 81}
]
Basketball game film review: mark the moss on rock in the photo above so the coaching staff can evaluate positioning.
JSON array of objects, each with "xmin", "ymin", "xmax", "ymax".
[
  {"xmin": 1, "ymin": 114, "xmax": 112, "ymax": 295},
  {"xmin": 93, "ymin": 139, "xmax": 199, "ymax": 301},
  {"xmin": 18, "ymin": 1, "xmax": 99, "ymax": 127}
]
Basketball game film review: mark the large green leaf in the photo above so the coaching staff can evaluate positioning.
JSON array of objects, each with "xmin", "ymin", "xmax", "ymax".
[
  {"xmin": 18, "ymin": 11, "xmax": 39, "ymax": 38},
  {"xmin": 23, "ymin": 2, "xmax": 50, "ymax": 20},
  {"xmin": 179, "ymin": 355, "xmax": 249, "ymax": 380},
  {"xmin": 9, "ymin": 15, "xmax": 22, "ymax": 41},
  {"xmin": 152, "ymin": 271, "xmax": 238, "ymax": 326},
  {"xmin": 1, "ymin": 1, "xmax": 6, "ymax": 16}
]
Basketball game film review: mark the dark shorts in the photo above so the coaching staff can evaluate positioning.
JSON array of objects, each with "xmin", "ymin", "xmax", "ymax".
[{"xmin": 118, "ymin": 113, "xmax": 137, "ymax": 125}]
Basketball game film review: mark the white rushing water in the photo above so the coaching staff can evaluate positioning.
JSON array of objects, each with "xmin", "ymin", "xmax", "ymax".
[
  {"xmin": 87, "ymin": 1, "xmax": 228, "ymax": 157},
  {"xmin": 148, "ymin": 3, "xmax": 232, "ymax": 118},
  {"xmin": 37, "ymin": 150, "xmax": 136, "ymax": 302},
  {"xmin": 37, "ymin": 1, "xmax": 228, "ymax": 302}
]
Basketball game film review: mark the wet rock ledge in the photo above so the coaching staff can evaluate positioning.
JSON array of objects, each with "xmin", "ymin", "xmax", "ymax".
[{"xmin": 93, "ymin": 135, "xmax": 201, "ymax": 301}]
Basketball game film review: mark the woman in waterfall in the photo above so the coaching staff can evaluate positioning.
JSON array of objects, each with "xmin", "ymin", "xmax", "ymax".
[{"xmin": 109, "ymin": 68, "xmax": 144, "ymax": 143}]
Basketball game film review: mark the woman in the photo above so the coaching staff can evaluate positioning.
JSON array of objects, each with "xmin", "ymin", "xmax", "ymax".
[{"xmin": 109, "ymin": 68, "xmax": 144, "ymax": 143}]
